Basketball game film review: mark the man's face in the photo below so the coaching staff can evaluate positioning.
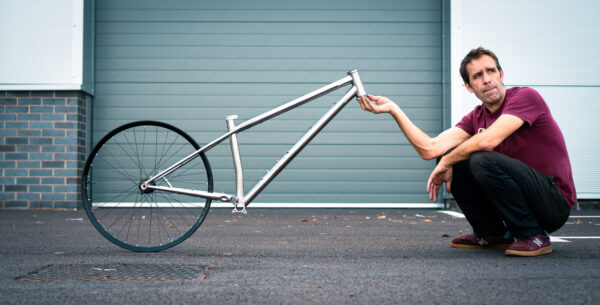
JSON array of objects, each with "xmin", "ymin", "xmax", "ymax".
[{"xmin": 464, "ymin": 55, "xmax": 506, "ymax": 108}]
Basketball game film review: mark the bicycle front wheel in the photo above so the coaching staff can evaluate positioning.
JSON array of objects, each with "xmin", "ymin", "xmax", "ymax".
[{"xmin": 82, "ymin": 121, "xmax": 213, "ymax": 252}]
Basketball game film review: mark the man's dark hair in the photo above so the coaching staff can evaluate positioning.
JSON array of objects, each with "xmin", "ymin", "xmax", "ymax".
[{"xmin": 459, "ymin": 47, "xmax": 502, "ymax": 85}]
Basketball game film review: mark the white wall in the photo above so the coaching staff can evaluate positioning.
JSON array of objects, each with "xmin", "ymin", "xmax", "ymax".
[
  {"xmin": 0, "ymin": 0, "xmax": 90, "ymax": 92},
  {"xmin": 451, "ymin": 0, "xmax": 600, "ymax": 198}
]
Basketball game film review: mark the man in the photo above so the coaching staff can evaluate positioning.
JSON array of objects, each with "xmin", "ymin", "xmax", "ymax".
[{"xmin": 357, "ymin": 47, "xmax": 576, "ymax": 257}]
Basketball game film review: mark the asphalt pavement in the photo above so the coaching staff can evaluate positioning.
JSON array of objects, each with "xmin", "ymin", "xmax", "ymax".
[{"xmin": 1, "ymin": 206, "xmax": 599, "ymax": 305}]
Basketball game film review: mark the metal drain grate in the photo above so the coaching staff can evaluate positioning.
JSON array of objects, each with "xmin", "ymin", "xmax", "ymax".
[{"xmin": 16, "ymin": 264, "xmax": 213, "ymax": 282}]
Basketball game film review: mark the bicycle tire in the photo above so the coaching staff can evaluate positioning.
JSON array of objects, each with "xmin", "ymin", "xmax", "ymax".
[{"xmin": 81, "ymin": 121, "xmax": 213, "ymax": 252}]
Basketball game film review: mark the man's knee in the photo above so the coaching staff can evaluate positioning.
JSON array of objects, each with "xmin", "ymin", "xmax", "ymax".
[{"xmin": 468, "ymin": 151, "xmax": 500, "ymax": 179}]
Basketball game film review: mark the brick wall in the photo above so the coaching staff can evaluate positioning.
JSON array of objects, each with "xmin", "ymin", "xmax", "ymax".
[{"xmin": 0, "ymin": 91, "xmax": 90, "ymax": 209}]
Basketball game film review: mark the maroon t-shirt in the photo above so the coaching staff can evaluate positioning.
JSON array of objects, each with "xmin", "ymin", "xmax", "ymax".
[{"xmin": 456, "ymin": 87, "xmax": 576, "ymax": 207}]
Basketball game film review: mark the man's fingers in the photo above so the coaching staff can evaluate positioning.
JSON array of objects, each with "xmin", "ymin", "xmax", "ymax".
[
  {"xmin": 357, "ymin": 96, "xmax": 368, "ymax": 111},
  {"xmin": 428, "ymin": 185, "xmax": 433, "ymax": 201},
  {"xmin": 427, "ymin": 173, "xmax": 443, "ymax": 202},
  {"xmin": 426, "ymin": 176, "xmax": 432, "ymax": 193},
  {"xmin": 427, "ymin": 177, "xmax": 437, "ymax": 202},
  {"xmin": 357, "ymin": 95, "xmax": 388, "ymax": 114},
  {"xmin": 358, "ymin": 99, "xmax": 366, "ymax": 111},
  {"xmin": 429, "ymin": 185, "xmax": 438, "ymax": 202},
  {"xmin": 359, "ymin": 97, "xmax": 376, "ymax": 113}
]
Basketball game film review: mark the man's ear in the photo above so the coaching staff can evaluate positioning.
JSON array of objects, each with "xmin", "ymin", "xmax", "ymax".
[
  {"xmin": 500, "ymin": 69, "xmax": 504, "ymax": 82},
  {"xmin": 465, "ymin": 82, "xmax": 474, "ymax": 93}
]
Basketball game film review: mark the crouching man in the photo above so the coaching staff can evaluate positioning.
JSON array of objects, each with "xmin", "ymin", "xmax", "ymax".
[{"xmin": 357, "ymin": 47, "xmax": 576, "ymax": 256}]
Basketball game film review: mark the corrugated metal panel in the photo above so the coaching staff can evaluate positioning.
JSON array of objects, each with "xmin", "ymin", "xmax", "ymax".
[{"xmin": 94, "ymin": 0, "xmax": 444, "ymax": 205}]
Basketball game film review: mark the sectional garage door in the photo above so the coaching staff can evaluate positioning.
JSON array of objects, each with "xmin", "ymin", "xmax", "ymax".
[{"xmin": 94, "ymin": 0, "xmax": 446, "ymax": 207}]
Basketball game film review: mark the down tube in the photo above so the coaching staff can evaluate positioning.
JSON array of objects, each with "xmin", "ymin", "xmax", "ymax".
[{"xmin": 243, "ymin": 86, "xmax": 359, "ymax": 207}]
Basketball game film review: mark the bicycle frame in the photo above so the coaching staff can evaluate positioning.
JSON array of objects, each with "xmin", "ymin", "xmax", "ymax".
[{"xmin": 141, "ymin": 70, "xmax": 367, "ymax": 213}]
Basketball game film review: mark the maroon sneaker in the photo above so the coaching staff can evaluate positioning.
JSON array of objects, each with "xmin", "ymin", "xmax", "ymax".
[
  {"xmin": 505, "ymin": 235, "xmax": 552, "ymax": 256},
  {"xmin": 450, "ymin": 233, "xmax": 514, "ymax": 249}
]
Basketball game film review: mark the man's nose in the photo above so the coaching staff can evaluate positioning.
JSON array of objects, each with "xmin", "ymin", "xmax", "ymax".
[{"xmin": 482, "ymin": 72, "xmax": 491, "ymax": 83}]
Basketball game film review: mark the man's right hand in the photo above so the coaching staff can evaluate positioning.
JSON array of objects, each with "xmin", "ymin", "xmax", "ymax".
[{"xmin": 357, "ymin": 95, "xmax": 399, "ymax": 114}]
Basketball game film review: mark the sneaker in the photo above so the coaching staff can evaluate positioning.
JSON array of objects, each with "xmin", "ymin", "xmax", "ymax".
[
  {"xmin": 451, "ymin": 233, "xmax": 514, "ymax": 249},
  {"xmin": 505, "ymin": 235, "xmax": 552, "ymax": 257}
]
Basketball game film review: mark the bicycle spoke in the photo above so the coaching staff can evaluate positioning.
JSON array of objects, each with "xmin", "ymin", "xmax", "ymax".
[
  {"xmin": 156, "ymin": 129, "xmax": 171, "ymax": 173},
  {"xmin": 104, "ymin": 192, "xmax": 141, "ymax": 233},
  {"xmin": 155, "ymin": 192, "xmax": 197, "ymax": 227},
  {"xmin": 91, "ymin": 187, "xmax": 137, "ymax": 210},
  {"xmin": 137, "ymin": 193, "xmax": 144, "ymax": 245},
  {"xmin": 149, "ymin": 191, "xmax": 154, "ymax": 246},
  {"xmin": 154, "ymin": 127, "xmax": 159, "ymax": 176},
  {"xmin": 153, "ymin": 138, "xmax": 193, "ymax": 175},
  {"xmin": 165, "ymin": 163, "xmax": 206, "ymax": 181},
  {"xmin": 95, "ymin": 148, "xmax": 140, "ymax": 180},
  {"xmin": 126, "ymin": 192, "xmax": 143, "ymax": 244},
  {"xmin": 112, "ymin": 137, "xmax": 146, "ymax": 180},
  {"xmin": 147, "ymin": 195, "xmax": 183, "ymax": 240},
  {"xmin": 132, "ymin": 127, "xmax": 143, "ymax": 179}
]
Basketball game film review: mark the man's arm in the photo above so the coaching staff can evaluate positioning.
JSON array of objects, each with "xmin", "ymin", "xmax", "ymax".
[
  {"xmin": 357, "ymin": 95, "xmax": 470, "ymax": 160},
  {"xmin": 427, "ymin": 114, "xmax": 525, "ymax": 201},
  {"xmin": 439, "ymin": 113, "xmax": 524, "ymax": 165}
]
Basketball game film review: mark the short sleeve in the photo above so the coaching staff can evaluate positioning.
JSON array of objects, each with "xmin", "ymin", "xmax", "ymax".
[
  {"xmin": 456, "ymin": 109, "xmax": 476, "ymax": 135},
  {"xmin": 503, "ymin": 87, "xmax": 545, "ymax": 126}
]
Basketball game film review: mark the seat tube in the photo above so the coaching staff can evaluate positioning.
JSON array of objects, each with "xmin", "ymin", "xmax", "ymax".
[{"xmin": 226, "ymin": 115, "xmax": 245, "ymax": 203}]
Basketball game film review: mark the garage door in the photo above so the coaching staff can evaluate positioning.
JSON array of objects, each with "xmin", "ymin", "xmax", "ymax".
[{"xmin": 94, "ymin": 0, "xmax": 445, "ymax": 207}]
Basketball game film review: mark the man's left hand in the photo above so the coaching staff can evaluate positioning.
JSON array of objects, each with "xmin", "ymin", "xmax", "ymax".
[{"xmin": 427, "ymin": 161, "xmax": 453, "ymax": 202}]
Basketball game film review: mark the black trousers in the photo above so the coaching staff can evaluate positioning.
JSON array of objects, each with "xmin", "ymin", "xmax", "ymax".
[{"xmin": 451, "ymin": 151, "xmax": 571, "ymax": 238}]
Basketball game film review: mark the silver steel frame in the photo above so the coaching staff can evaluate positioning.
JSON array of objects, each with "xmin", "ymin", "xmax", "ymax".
[{"xmin": 141, "ymin": 70, "xmax": 367, "ymax": 213}]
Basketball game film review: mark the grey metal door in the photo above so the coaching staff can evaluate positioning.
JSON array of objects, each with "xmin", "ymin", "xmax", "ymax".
[{"xmin": 94, "ymin": 0, "xmax": 445, "ymax": 206}]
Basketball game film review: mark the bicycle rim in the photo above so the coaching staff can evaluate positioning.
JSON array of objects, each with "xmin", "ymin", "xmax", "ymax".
[{"xmin": 81, "ymin": 121, "xmax": 213, "ymax": 252}]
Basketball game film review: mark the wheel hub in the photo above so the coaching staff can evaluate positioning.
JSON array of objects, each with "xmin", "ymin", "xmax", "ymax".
[{"xmin": 139, "ymin": 180, "xmax": 156, "ymax": 194}]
